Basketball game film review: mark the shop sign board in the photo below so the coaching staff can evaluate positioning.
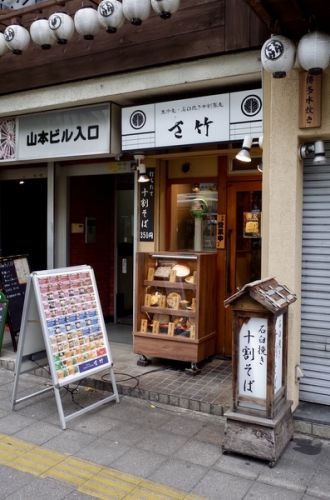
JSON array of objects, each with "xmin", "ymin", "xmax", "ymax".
[
  {"xmin": 122, "ymin": 89, "xmax": 263, "ymax": 151},
  {"xmin": 12, "ymin": 265, "xmax": 119, "ymax": 429},
  {"xmin": 238, "ymin": 316, "xmax": 267, "ymax": 400},
  {"xmin": 0, "ymin": 103, "xmax": 120, "ymax": 162},
  {"xmin": 139, "ymin": 168, "xmax": 155, "ymax": 241},
  {"xmin": 299, "ymin": 72, "xmax": 321, "ymax": 129},
  {"xmin": 17, "ymin": 104, "xmax": 112, "ymax": 160}
]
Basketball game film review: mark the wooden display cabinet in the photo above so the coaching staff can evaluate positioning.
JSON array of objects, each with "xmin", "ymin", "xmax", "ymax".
[{"xmin": 134, "ymin": 251, "xmax": 217, "ymax": 372}]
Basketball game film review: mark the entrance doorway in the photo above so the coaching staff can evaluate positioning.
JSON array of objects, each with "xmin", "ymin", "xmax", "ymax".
[
  {"xmin": 0, "ymin": 178, "xmax": 47, "ymax": 271},
  {"xmin": 115, "ymin": 181, "xmax": 134, "ymax": 326},
  {"xmin": 69, "ymin": 173, "xmax": 134, "ymax": 343},
  {"xmin": 224, "ymin": 180, "xmax": 262, "ymax": 354}
]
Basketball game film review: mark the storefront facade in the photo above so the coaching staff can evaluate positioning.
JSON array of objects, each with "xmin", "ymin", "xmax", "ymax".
[{"xmin": 0, "ymin": 0, "xmax": 329, "ymax": 415}]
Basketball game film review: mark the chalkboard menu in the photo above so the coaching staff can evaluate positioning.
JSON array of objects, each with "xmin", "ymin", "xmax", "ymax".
[
  {"xmin": 0, "ymin": 255, "xmax": 30, "ymax": 337},
  {"xmin": 139, "ymin": 168, "xmax": 155, "ymax": 242}
]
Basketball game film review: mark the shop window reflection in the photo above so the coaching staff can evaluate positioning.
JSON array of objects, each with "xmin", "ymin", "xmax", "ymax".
[{"xmin": 170, "ymin": 183, "xmax": 218, "ymax": 251}]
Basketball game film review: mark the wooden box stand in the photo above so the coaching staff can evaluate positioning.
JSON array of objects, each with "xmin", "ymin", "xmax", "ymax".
[
  {"xmin": 223, "ymin": 401, "xmax": 293, "ymax": 467},
  {"xmin": 134, "ymin": 251, "xmax": 217, "ymax": 373}
]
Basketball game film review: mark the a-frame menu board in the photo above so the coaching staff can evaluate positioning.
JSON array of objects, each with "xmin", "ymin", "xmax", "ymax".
[{"xmin": 12, "ymin": 265, "xmax": 119, "ymax": 429}]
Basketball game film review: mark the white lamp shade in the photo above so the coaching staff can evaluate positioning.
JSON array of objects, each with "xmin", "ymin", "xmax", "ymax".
[
  {"xmin": 48, "ymin": 13, "xmax": 74, "ymax": 44},
  {"xmin": 0, "ymin": 33, "xmax": 8, "ymax": 56},
  {"xmin": 74, "ymin": 8, "xmax": 100, "ymax": 40},
  {"xmin": 30, "ymin": 19, "xmax": 57, "ymax": 49},
  {"xmin": 261, "ymin": 35, "xmax": 296, "ymax": 78},
  {"xmin": 236, "ymin": 135, "xmax": 253, "ymax": 162},
  {"xmin": 297, "ymin": 31, "xmax": 330, "ymax": 75},
  {"xmin": 313, "ymin": 140, "xmax": 327, "ymax": 164},
  {"xmin": 97, "ymin": 0, "xmax": 124, "ymax": 33},
  {"xmin": 151, "ymin": 0, "xmax": 180, "ymax": 19},
  {"xmin": 4, "ymin": 25, "xmax": 30, "ymax": 54},
  {"xmin": 122, "ymin": 0, "xmax": 151, "ymax": 25}
]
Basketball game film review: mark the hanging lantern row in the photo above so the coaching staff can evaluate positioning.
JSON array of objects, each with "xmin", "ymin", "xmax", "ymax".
[
  {"xmin": 261, "ymin": 30, "xmax": 330, "ymax": 78},
  {"xmin": 0, "ymin": 0, "xmax": 181, "ymax": 55}
]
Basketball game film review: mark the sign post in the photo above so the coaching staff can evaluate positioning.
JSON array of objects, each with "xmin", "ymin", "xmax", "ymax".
[
  {"xmin": 223, "ymin": 277, "xmax": 296, "ymax": 467},
  {"xmin": 12, "ymin": 265, "xmax": 119, "ymax": 429}
]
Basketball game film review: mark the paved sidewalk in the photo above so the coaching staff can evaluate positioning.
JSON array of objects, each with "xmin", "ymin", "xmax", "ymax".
[
  {"xmin": 1, "ymin": 328, "xmax": 330, "ymax": 440},
  {"xmin": 0, "ymin": 367, "xmax": 330, "ymax": 499}
]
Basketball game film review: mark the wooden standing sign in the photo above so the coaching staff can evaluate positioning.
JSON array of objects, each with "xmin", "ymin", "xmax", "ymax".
[{"xmin": 12, "ymin": 265, "xmax": 119, "ymax": 429}]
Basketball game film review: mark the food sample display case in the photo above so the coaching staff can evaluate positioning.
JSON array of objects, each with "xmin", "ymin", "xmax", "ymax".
[{"xmin": 134, "ymin": 251, "xmax": 217, "ymax": 371}]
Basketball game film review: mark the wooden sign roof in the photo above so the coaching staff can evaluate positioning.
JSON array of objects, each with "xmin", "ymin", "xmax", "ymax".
[{"xmin": 224, "ymin": 277, "xmax": 297, "ymax": 313}]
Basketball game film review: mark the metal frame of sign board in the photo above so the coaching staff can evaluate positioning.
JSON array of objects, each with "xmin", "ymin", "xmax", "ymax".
[
  {"xmin": 12, "ymin": 265, "xmax": 119, "ymax": 430},
  {"xmin": 0, "ymin": 300, "xmax": 8, "ymax": 354}
]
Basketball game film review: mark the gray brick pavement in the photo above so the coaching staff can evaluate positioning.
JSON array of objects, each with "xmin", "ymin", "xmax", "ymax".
[{"xmin": 0, "ymin": 367, "xmax": 330, "ymax": 499}]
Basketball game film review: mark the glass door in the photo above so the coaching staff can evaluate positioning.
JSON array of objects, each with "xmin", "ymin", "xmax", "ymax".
[{"xmin": 224, "ymin": 180, "xmax": 262, "ymax": 354}]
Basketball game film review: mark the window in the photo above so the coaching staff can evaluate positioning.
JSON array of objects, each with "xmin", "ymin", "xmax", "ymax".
[{"xmin": 169, "ymin": 182, "xmax": 218, "ymax": 251}]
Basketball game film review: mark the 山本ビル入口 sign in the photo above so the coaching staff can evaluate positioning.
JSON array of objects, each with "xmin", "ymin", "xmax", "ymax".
[{"xmin": 0, "ymin": 103, "xmax": 120, "ymax": 163}]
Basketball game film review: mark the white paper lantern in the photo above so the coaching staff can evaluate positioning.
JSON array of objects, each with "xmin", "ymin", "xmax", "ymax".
[
  {"xmin": 74, "ymin": 7, "xmax": 100, "ymax": 40},
  {"xmin": 261, "ymin": 34, "xmax": 296, "ymax": 78},
  {"xmin": 30, "ymin": 19, "xmax": 57, "ymax": 49},
  {"xmin": 122, "ymin": 0, "xmax": 150, "ymax": 25},
  {"xmin": 48, "ymin": 12, "xmax": 74, "ymax": 44},
  {"xmin": 151, "ymin": 0, "xmax": 180, "ymax": 19},
  {"xmin": 4, "ymin": 25, "xmax": 30, "ymax": 54},
  {"xmin": 97, "ymin": 0, "xmax": 124, "ymax": 33},
  {"xmin": 297, "ymin": 31, "xmax": 330, "ymax": 75},
  {"xmin": 0, "ymin": 33, "xmax": 8, "ymax": 56}
]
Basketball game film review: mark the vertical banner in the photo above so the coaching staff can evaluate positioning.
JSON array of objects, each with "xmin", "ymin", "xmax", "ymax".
[
  {"xmin": 139, "ymin": 168, "xmax": 155, "ymax": 242},
  {"xmin": 299, "ymin": 72, "xmax": 321, "ymax": 129}
]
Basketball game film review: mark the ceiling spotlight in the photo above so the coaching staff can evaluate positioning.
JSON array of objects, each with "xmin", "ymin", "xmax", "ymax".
[
  {"xmin": 134, "ymin": 154, "xmax": 150, "ymax": 183},
  {"xmin": 235, "ymin": 135, "xmax": 264, "ymax": 163},
  {"xmin": 299, "ymin": 140, "xmax": 327, "ymax": 165},
  {"xmin": 235, "ymin": 135, "xmax": 253, "ymax": 163},
  {"xmin": 313, "ymin": 140, "xmax": 327, "ymax": 164}
]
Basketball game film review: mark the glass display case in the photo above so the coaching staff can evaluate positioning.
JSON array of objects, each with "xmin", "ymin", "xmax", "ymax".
[{"xmin": 134, "ymin": 251, "xmax": 217, "ymax": 372}]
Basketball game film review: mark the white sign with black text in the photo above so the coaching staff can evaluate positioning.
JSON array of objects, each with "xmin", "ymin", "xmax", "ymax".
[
  {"xmin": 238, "ymin": 317, "xmax": 268, "ymax": 400},
  {"xmin": 17, "ymin": 104, "xmax": 112, "ymax": 161},
  {"xmin": 122, "ymin": 88, "xmax": 263, "ymax": 151}
]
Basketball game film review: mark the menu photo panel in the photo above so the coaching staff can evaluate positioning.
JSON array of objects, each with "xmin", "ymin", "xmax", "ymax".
[{"xmin": 33, "ymin": 266, "xmax": 113, "ymax": 387}]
